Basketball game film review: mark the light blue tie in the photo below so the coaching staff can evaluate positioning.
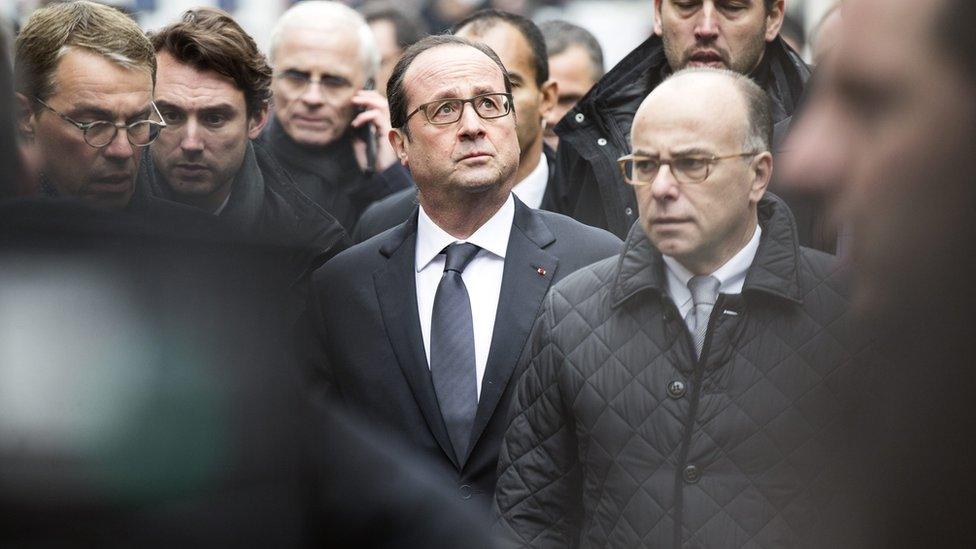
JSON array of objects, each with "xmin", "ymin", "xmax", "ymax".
[{"xmin": 686, "ymin": 275, "xmax": 720, "ymax": 358}]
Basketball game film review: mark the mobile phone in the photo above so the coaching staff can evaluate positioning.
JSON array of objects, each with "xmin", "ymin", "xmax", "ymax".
[{"xmin": 356, "ymin": 78, "xmax": 377, "ymax": 176}]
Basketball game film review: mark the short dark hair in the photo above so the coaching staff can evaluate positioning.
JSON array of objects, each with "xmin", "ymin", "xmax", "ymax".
[
  {"xmin": 539, "ymin": 20, "xmax": 604, "ymax": 81},
  {"xmin": 940, "ymin": 0, "xmax": 976, "ymax": 84},
  {"xmin": 452, "ymin": 9, "xmax": 548, "ymax": 87},
  {"xmin": 387, "ymin": 35, "xmax": 513, "ymax": 133},
  {"xmin": 149, "ymin": 8, "xmax": 272, "ymax": 120},
  {"xmin": 360, "ymin": 1, "xmax": 427, "ymax": 50}
]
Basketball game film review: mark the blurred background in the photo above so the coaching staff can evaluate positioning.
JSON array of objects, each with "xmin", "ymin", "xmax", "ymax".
[{"xmin": 1, "ymin": 0, "xmax": 840, "ymax": 70}]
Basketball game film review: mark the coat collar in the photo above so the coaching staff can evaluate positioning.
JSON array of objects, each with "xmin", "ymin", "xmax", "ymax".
[
  {"xmin": 378, "ymin": 194, "xmax": 555, "ymax": 258},
  {"xmin": 610, "ymin": 193, "xmax": 804, "ymax": 308}
]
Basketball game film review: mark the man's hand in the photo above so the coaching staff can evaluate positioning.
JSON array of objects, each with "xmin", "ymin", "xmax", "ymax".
[{"xmin": 350, "ymin": 90, "xmax": 398, "ymax": 174}]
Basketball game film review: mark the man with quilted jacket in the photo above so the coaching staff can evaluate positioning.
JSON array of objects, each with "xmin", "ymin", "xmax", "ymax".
[{"xmin": 493, "ymin": 68, "xmax": 870, "ymax": 548}]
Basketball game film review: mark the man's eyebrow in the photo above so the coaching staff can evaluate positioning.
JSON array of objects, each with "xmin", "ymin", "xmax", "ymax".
[
  {"xmin": 153, "ymin": 99, "xmax": 183, "ymax": 111},
  {"xmin": 68, "ymin": 103, "xmax": 152, "ymax": 121},
  {"xmin": 670, "ymin": 146, "xmax": 712, "ymax": 156}
]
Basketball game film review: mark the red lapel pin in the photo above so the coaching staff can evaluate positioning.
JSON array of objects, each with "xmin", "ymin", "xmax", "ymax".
[{"xmin": 536, "ymin": 266, "xmax": 546, "ymax": 277}]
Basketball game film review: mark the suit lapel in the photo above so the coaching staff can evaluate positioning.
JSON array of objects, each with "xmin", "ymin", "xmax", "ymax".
[
  {"xmin": 465, "ymin": 200, "xmax": 558, "ymax": 464},
  {"xmin": 373, "ymin": 214, "xmax": 460, "ymax": 470}
]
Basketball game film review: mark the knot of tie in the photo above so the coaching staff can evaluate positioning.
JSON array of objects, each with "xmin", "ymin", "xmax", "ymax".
[
  {"xmin": 687, "ymin": 275, "xmax": 721, "ymax": 308},
  {"xmin": 443, "ymin": 242, "xmax": 481, "ymax": 274}
]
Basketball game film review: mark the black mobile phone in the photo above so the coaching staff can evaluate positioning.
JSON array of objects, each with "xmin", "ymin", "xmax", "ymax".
[{"xmin": 357, "ymin": 78, "xmax": 377, "ymax": 175}]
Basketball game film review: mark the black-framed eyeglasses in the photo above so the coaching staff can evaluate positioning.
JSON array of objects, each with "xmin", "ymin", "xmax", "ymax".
[
  {"xmin": 32, "ymin": 97, "xmax": 167, "ymax": 148},
  {"xmin": 617, "ymin": 151, "xmax": 760, "ymax": 186},
  {"xmin": 402, "ymin": 92, "xmax": 514, "ymax": 127}
]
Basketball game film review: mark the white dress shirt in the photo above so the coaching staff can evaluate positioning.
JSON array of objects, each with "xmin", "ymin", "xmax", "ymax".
[
  {"xmin": 416, "ymin": 194, "xmax": 515, "ymax": 400},
  {"xmin": 511, "ymin": 152, "xmax": 548, "ymax": 209},
  {"xmin": 663, "ymin": 225, "xmax": 762, "ymax": 319}
]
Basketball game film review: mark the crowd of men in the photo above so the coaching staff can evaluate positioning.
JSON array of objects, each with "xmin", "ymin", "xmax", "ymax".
[{"xmin": 1, "ymin": 0, "xmax": 974, "ymax": 547}]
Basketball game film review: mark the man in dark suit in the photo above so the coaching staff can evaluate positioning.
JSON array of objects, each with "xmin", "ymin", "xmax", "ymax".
[
  {"xmin": 307, "ymin": 34, "xmax": 620, "ymax": 509},
  {"xmin": 353, "ymin": 10, "xmax": 559, "ymax": 243}
]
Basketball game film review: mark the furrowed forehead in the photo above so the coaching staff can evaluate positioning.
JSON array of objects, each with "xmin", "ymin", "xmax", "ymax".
[{"xmin": 403, "ymin": 45, "xmax": 504, "ymax": 98}]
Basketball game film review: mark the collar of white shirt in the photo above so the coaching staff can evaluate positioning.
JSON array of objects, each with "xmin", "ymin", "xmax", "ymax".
[
  {"xmin": 416, "ymin": 193, "xmax": 515, "ymax": 271},
  {"xmin": 662, "ymin": 224, "xmax": 762, "ymax": 317},
  {"xmin": 511, "ymin": 151, "xmax": 548, "ymax": 210}
]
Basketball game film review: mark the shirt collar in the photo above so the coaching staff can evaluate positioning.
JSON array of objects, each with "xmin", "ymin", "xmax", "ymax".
[
  {"xmin": 415, "ymin": 193, "xmax": 515, "ymax": 272},
  {"xmin": 662, "ymin": 224, "xmax": 762, "ymax": 299},
  {"xmin": 511, "ymin": 152, "xmax": 549, "ymax": 209}
]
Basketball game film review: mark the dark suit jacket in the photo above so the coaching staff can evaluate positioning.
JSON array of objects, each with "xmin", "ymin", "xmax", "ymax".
[
  {"xmin": 307, "ymin": 196, "xmax": 621, "ymax": 507},
  {"xmin": 353, "ymin": 145, "xmax": 560, "ymax": 243}
]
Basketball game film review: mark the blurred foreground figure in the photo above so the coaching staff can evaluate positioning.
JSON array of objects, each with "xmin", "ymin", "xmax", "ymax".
[
  {"xmin": 494, "ymin": 69, "xmax": 869, "ymax": 548},
  {"xmin": 14, "ymin": 1, "xmax": 164, "ymax": 211},
  {"xmin": 308, "ymin": 35, "xmax": 619, "ymax": 512},
  {"xmin": 539, "ymin": 20, "xmax": 603, "ymax": 151},
  {"xmin": 140, "ymin": 8, "xmax": 347, "ymax": 276},
  {"xmin": 782, "ymin": 0, "xmax": 976, "ymax": 544},
  {"xmin": 260, "ymin": 0, "xmax": 411, "ymax": 231}
]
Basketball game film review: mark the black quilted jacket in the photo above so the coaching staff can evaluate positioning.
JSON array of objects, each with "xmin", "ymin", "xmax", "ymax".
[{"xmin": 493, "ymin": 194, "xmax": 872, "ymax": 548}]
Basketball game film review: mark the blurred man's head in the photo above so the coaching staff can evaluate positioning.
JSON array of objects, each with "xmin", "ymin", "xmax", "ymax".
[
  {"xmin": 782, "ymin": 0, "xmax": 976, "ymax": 315},
  {"xmin": 149, "ymin": 8, "xmax": 271, "ymax": 213},
  {"xmin": 387, "ymin": 35, "xmax": 518, "ymax": 210},
  {"xmin": 454, "ymin": 10, "xmax": 556, "ymax": 170},
  {"xmin": 810, "ymin": 3, "xmax": 842, "ymax": 66},
  {"xmin": 629, "ymin": 68, "xmax": 773, "ymax": 275},
  {"xmin": 269, "ymin": 1, "xmax": 379, "ymax": 148},
  {"xmin": 361, "ymin": 2, "xmax": 426, "ymax": 97},
  {"xmin": 653, "ymin": 0, "xmax": 785, "ymax": 74},
  {"xmin": 539, "ymin": 20, "xmax": 603, "ymax": 149},
  {"xmin": 15, "ymin": 1, "xmax": 160, "ymax": 210}
]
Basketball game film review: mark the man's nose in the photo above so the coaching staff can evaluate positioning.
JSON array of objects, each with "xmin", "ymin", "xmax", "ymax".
[
  {"xmin": 300, "ymin": 80, "xmax": 325, "ymax": 106},
  {"xmin": 102, "ymin": 126, "xmax": 134, "ymax": 160},
  {"xmin": 180, "ymin": 119, "xmax": 205, "ymax": 153},
  {"xmin": 650, "ymin": 163, "xmax": 681, "ymax": 200},
  {"xmin": 456, "ymin": 103, "xmax": 487, "ymax": 139},
  {"xmin": 695, "ymin": 4, "xmax": 720, "ymax": 40}
]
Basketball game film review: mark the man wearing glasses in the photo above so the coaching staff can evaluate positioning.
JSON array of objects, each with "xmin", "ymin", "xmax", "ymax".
[
  {"xmin": 259, "ymin": 1, "xmax": 411, "ymax": 232},
  {"xmin": 493, "ymin": 68, "xmax": 864, "ymax": 547},
  {"xmin": 14, "ymin": 1, "xmax": 165, "ymax": 211},
  {"xmin": 305, "ymin": 35, "xmax": 619, "ymax": 511}
]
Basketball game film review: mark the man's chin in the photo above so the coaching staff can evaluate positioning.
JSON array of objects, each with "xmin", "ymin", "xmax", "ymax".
[{"xmin": 285, "ymin": 124, "xmax": 339, "ymax": 148}]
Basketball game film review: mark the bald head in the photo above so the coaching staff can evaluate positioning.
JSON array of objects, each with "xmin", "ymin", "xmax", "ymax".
[{"xmin": 635, "ymin": 68, "xmax": 771, "ymax": 153}]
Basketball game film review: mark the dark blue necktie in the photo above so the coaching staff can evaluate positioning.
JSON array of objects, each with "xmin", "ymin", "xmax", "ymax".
[{"xmin": 430, "ymin": 242, "xmax": 481, "ymax": 463}]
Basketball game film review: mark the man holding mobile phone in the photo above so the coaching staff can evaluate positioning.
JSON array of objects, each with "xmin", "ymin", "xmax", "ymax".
[{"xmin": 260, "ymin": 1, "xmax": 411, "ymax": 232}]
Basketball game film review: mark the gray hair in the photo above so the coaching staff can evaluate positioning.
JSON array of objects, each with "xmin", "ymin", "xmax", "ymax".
[
  {"xmin": 268, "ymin": 1, "xmax": 379, "ymax": 80},
  {"xmin": 539, "ymin": 20, "xmax": 604, "ymax": 81},
  {"xmin": 666, "ymin": 68, "xmax": 772, "ymax": 152}
]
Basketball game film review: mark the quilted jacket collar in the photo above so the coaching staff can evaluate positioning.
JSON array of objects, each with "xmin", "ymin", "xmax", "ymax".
[{"xmin": 610, "ymin": 193, "xmax": 804, "ymax": 308}]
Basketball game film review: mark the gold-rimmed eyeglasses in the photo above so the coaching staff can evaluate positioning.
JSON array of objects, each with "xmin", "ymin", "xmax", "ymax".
[
  {"xmin": 33, "ymin": 97, "xmax": 167, "ymax": 148},
  {"xmin": 402, "ymin": 92, "xmax": 514, "ymax": 127},
  {"xmin": 617, "ymin": 151, "xmax": 760, "ymax": 186}
]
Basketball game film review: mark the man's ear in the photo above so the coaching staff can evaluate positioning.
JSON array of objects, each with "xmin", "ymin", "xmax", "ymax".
[
  {"xmin": 539, "ymin": 80, "xmax": 558, "ymax": 120},
  {"xmin": 247, "ymin": 104, "xmax": 271, "ymax": 139},
  {"xmin": 653, "ymin": 0, "xmax": 665, "ymax": 36},
  {"xmin": 15, "ymin": 93, "xmax": 37, "ymax": 142},
  {"xmin": 764, "ymin": 0, "xmax": 786, "ymax": 42},
  {"xmin": 749, "ymin": 151, "xmax": 773, "ymax": 203},
  {"xmin": 389, "ymin": 127, "xmax": 408, "ymax": 167}
]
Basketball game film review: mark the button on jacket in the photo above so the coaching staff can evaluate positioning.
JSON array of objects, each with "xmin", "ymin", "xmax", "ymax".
[{"xmin": 493, "ymin": 194, "xmax": 874, "ymax": 548}]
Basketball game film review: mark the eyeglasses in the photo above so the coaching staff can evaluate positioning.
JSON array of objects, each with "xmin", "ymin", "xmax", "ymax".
[
  {"xmin": 403, "ymin": 92, "xmax": 514, "ymax": 126},
  {"xmin": 617, "ymin": 152, "xmax": 760, "ymax": 185},
  {"xmin": 33, "ymin": 97, "xmax": 167, "ymax": 148},
  {"xmin": 275, "ymin": 70, "xmax": 354, "ymax": 97}
]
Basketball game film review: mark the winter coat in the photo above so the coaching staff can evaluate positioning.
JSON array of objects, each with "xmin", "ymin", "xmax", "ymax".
[{"xmin": 493, "ymin": 194, "xmax": 873, "ymax": 548}]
